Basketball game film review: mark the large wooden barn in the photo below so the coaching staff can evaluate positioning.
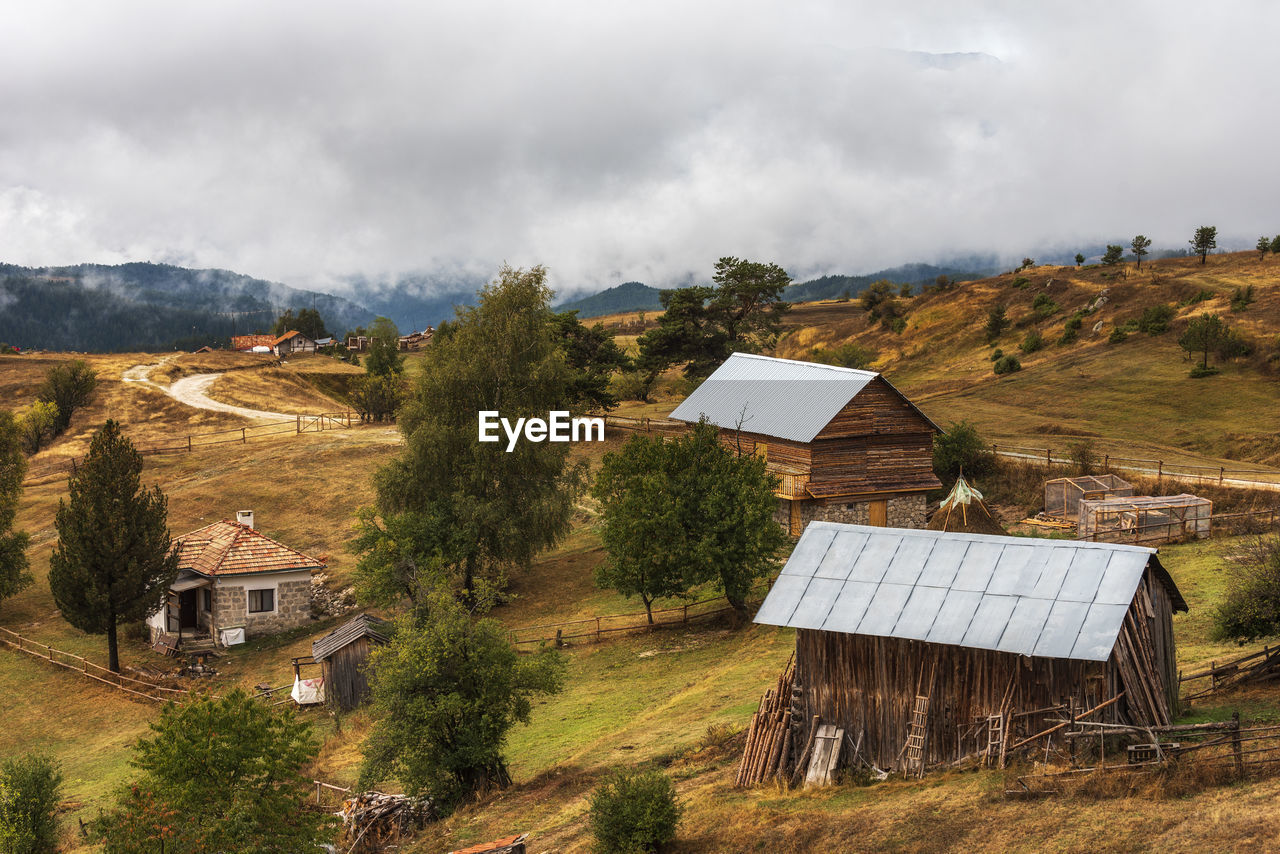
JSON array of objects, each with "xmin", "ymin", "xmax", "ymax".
[
  {"xmin": 670, "ymin": 353, "xmax": 941, "ymax": 535},
  {"xmin": 754, "ymin": 522, "xmax": 1187, "ymax": 771}
]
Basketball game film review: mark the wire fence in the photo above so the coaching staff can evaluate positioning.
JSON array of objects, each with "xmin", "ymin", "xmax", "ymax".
[{"xmin": 22, "ymin": 411, "xmax": 358, "ymax": 482}]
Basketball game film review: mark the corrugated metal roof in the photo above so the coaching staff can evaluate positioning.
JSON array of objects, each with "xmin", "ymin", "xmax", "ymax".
[
  {"xmin": 754, "ymin": 522, "xmax": 1179, "ymax": 662},
  {"xmin": 668, "ymin": 353, "xmax": 879, "ymax": 443}
]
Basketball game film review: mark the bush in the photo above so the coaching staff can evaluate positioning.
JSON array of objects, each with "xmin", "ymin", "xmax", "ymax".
[
  {"xmin": 933, "ymin": 421, "xmax": 996, "ymax": 484},
  {"xmin": 1031, "ymin": 292, "xmax": 1059, "ymax": 319},
  {"xmin": 0, "ymin": 754, "xmax": 62, "ymax": 854},
  {"xmin": 1189, "ymin": 365, "xmax": 1220, "ymax": 378},
  {"xmin": 1012, "ymin": 276, "xmax": 1029, "ymax": 289},
  {"xmin": 1231, "ymin": 285, "xmax": 1256, "ymax": 312},
  {"xmin": 1108, "ymin": 327, "xmax": 1128, "ymax": 344},
  {"xmin": 1213, "ymin": 537, "xmax": 1280, "ymax": 642},
  {"xmin": 1180, "ymin": 288, "xmax": 1215, "ymax": 307},
  {"xmin": 1020, "ymin": 330, "xmax": 1044, "ymax": 353},
  {"xmin": 809, "ymin": 343, "xmax": 874, "ymax": 370},
  {"xmin": 1138, "ymin": 304, "xmax": 1176, "ymax": 335},
  {"xmin": 990, "ymin": 348, "xmax": 1004, "ymax": 362},
  {"xmin": 993, "ymin": 354, "xmax": 1022, "ymax": 375},
  {"xmin": 589, "ymin": 768, "xmax": 681, "ymax": 854}
]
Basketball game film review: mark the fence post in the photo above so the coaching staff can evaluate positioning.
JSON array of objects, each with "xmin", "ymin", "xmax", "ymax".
[
  {"xmin": 1103, "ymin": 454, "xmax": 1109, "ymax": 471},
  {"xmin": 1046, "ymin": 448, "xmax": 1052, "ymax": 469},
  {"xmin": 1232, "ymin": 711, "xmax": 1243, "ymax": 777},
  {"xmin": 296, "ymin": 414, "xmax": 301, "ymax": 434},
  {"xmin": 596, "ymin": 617, "xmax": 602, "ymax": 642},
  {"xmin": 1220, "ymin": 467, "xmax": 1225, "ymax": 485},
  {"xmin": 187, "ymin": 435, "xmax": 192, "ymax": 452},
  {"xmin": 242, "ymin": 427, "xmax": 246, "ymax": 444},
  {"xmin": 1157, "ymin": 460, "xmax": 1163, "ymax": 487},
  {"xmin": 683, "ymin": 604, "xmax": 689, "ymax": 625}
]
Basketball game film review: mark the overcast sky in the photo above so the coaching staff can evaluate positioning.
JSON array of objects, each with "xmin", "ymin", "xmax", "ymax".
[{"xmin": 2, "ymin": 1, "xmax": 1277, "ymax": 298}]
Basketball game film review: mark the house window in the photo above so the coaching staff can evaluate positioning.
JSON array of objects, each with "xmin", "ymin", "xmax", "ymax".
[
  {"xmin": 248, "ymin": 588, "xmax": 275, "ymax": 613},
  {"xmin": 201, "ymin": 588, "xmax": 212, "ymax": 612}
]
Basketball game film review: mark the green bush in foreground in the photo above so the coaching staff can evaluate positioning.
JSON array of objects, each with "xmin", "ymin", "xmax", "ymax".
[
  {"xmin": 589, "ymin": 768, "xmax": 681, "ymax": 854},
  {"xmin": 0, "ymin": 755, "xmax": 63, "ymax": 854},
  {"xmin": 993, "ymin": 354, "xmax": 1021, "ymax": 375}
]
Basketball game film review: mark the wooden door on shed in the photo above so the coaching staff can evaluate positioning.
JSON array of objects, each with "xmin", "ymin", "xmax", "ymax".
[{"xmin": 869, "ymin": 499, "xmax": 888, "ymax": 527}]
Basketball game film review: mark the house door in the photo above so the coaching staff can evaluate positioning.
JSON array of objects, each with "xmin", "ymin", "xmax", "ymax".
[
  {"xmin": 869, "ymin": 499, "xmax": 888, "ymax": 527},
  {"xmin": 178, "ymin": 589, "xmax": 198, "ymax": 630}
]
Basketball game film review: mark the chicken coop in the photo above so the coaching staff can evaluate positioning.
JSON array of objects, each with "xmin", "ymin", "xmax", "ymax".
[
  {"xmin": 1044, "ymin": 474, "xmax": 1133, "ymax": 522},
  {"xmin": 1077, "ymin": 494, "xmax": 1212, "ymax": 544}
]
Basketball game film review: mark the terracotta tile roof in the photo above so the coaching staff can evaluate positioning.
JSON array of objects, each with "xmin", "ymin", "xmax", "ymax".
[
  {"xmin": 175, "ymin": 520, "xmax": 325, "ymax": 577},
  {"xmin": 272, "ymin": 330, "xmax": 303, "ymax": 346},
  {"xmin": 231, "ymin": 334, "xmax": 277, "ymax": 351}
]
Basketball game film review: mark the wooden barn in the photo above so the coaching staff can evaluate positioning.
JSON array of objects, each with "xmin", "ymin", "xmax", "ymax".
[
  {"xmin": 312, "ymin": 613, "xmax": 391, "ymax": 711},
  {"xmin": 754, "ymin": 522, "xmax": 1187, "ymax": 772},
  {"xmin": 670, "ymin": 353, "xmax": 941, "ymax": 535}
]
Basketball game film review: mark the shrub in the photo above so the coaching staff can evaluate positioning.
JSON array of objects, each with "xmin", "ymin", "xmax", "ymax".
[
  {"xmin": 933, "ymin": 421, "xmax": 997, "ymax": 484},
  {"xmin": 886, "ymin": 316, "xmax": 907, "ymax": 334},
  {"xmin": 1189, "ymin": 365, "xmax": 1220, "ymax": 378},
  {"xmin": 589, "ymin": 768, "xmax": 681, "ymax": 854},
  {"xmin": 1231, "ymin": 285, "xmax": 1255, "ymax": 312},
  {"xmin": 1213, "ymin": 537, "xmax": 1280, "ymax": 642},
  {"xmin": 1020, "ymin": 330, "xmax": 1044, "ymax": 353},
  {"xmin": 1108, "ymin": 327, "xmax": 1128, "ymax": 344},
  {"xmin": 1068, "ymin": 439, "xmax": 1098, "ymax": 476},
  {"xmin": 1180, "ymin": 288, "xmax": 1215, "ymax": 307},
  {"xmin": 809, "ymin": 343, "xmax": 875, "ymax": 370},
  {"xmin": 1137, "ymin": 304, "xmax": 1176, "ymax": 335},
  {"xmin": 993, "ymin": 354, "xmax": 1022, "ymax": 375},
  {"xmin": 984, "ymin": 304, "xmax": 1008, "ymax": 342},
  {"xmin": 1012, "ymin": 276, "xmax": 1029, "ymax": 289},
  {"xmin": 990, "ymin": 348, "xmax": 1004, "ymax": 362},
  {"xmin": 1216, "ymin": 329, "xmax": 1253, "ymax": 360},
  {"xmin": 1032, "ymin": 292, "xmax": 1059, "ymax": 319},
  {"xmin": 0, "ymin": 755, "xmax": 62, "ymax": 854}
]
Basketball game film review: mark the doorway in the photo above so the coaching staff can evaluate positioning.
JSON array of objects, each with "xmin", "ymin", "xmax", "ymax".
[{"xmin": 178, "ymin": 589, "xmax": 198, "ymax": 630}]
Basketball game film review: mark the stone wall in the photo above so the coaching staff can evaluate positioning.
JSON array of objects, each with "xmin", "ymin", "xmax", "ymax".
[
  {"xmin": 212, "ymin": 572, "xmax": 314, "ymax": 641},
  {"xmin": 776, "ymin": 494, "xmax": 928, "ymax": 533}
]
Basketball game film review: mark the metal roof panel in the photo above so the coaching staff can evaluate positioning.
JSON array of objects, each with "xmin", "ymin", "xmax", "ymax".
[
  {"xmin": 789, "ymin": 577, "xmax": 846, "ymax": 630},
  {"xmin": 822, "ymin": 580, "xmax": 880, "ymax": 635},
  {"xmin": 815, "ymin": 529, "xmax": 871, "ymax": 581},
  {"xmin": 891, "ymin": 584, "xmax": 949, "ymax": 641},
  {"xmin": 996, "ymin": 597, "xmax": 1055, "ymax": 655},
  {"xmin": 961, "ymin": 595, "xmax": 1019, "ymax": 650},
  {"xmin": 926, "ymin": 589, "xmax": 984, "ymax": 646},
  {"xmin": 853, "ymin": 583, "xmax": 915, "ymax": 636},
  {"xmin": 1070, "ymin": 603, "xmax": 1131, "ymax": 661},
  {"xmin": 1033, "ymin": 600, "xmax": 1092, "ymax": 659},
  {"xmin": 883, "ymin": 535, "xmax": 937, "ymax": 586},
  {"xmin": 950, "ymin": 539, "xmax": 1003, "ymax": 591}
]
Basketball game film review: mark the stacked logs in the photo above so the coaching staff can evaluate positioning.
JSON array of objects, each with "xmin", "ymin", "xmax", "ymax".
[
  {"xmin": 735, "ymin": 657, "xmax": 794, "ymax": 787},
  {"xmin": 339, "ymin": 791, "xmax": 435, "ymax": 853}
]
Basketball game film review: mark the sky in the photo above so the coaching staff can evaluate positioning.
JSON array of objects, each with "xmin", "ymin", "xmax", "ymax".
[{"xmin": 2, "ymin": 1, "xmax": 1277, "ymax": 299}]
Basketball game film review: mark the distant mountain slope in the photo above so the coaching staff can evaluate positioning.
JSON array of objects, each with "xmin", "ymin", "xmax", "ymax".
[
  {"xmin": 554, "ymin": 281, "xmax": 668, "ymax": 318},
  {"xmin": 0, "ymin": 262, "xmax": 375, "ymax": 352},
  {"xmin": 786, "ymin": 262, "xmax": 994, "ymax": 303},
  {"xmin": 339, "ymin": 273, "xmax": 482, "ymax": 332}
]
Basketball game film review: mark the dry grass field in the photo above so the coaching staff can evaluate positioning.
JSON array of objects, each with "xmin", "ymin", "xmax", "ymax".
[{"xmin": 3, "ymin": 254, "xmax": 1280, "ymax": 851}]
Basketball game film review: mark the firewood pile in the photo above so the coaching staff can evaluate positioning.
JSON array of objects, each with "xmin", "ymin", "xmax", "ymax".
[
  {"xmin": 339, "ymin": 791, "xmax": 435, "ymax": 853},
  {"xmin": 735, "ymin": 656, "xmax": 794, "ymax": 786}
]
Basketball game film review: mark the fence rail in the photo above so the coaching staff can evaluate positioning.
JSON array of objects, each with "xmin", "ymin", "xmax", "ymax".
[
  {"xmin": 992, "ymin": 443, "xmax": 1280, "ymax": 492},
  {"xmin": 22, "ymin": 411, "xmax": 359, "ymax": 482},
  {"xmin": 507, "ymin": 585, "xmax": 767, "ymax": 648},
  {"xmin": 0, "ymin": 626, "xmax": 190, "ymax": 703}
]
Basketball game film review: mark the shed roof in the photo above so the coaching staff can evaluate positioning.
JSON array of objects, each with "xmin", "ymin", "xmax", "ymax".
[
  {"xmin": 754, "ymin": 522, "xmax": 1186, "ymax": 662},
  {"xmin": 175, "ymin": 520, "xmax": 325, "ymax": 577},
  {"xmin": 312, "ymin": 613, "xmax": 391, "ymax": 661},
  {"xmin": 668, "ymin": 353, "xmax": 937, "ymax": 443}
]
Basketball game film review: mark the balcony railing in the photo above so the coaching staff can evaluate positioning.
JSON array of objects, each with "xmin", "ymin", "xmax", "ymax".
[{"xmin": 771, "ymin": 467, "xmax": 811, "ymax": 500}]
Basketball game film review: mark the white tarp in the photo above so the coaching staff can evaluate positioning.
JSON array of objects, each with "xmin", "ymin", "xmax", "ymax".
[
  {"xmin": 219, "ymin": 626, "xmax": 246, "ymax": 646},
  {"xmin": 291, "ymin": 676, "xmax": 325, "ymax": 705}
]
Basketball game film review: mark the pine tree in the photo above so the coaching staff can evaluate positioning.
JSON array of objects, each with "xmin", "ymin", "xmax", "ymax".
[
  {"xmin": 1189, "ymin": 226, "xmax": 1217, "ymax": 264},
  {"xmin": 0, "ymin": 410, "xmax": 32, "ymax": 609},
  {"xmin": 1131, "ymin": 235, "xmax": 1152, "ymax": 269},
  {"xmin": 48, "ymin": 421, "xmax": 179, "ymax": 672}
]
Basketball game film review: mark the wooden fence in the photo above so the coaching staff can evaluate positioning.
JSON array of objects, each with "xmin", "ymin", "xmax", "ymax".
[
  {"xmin": 507, "ymin": 586, "xmax": 767, "ymax": 648},
  {"xmin": 992, "ymin": 443, "xmax": 1280, "ymax": 492},
  {"xmin": 22, "ymin": 411, "xmax": 358, "ymax": 482},
  {"xmin": 1179, "ymin": 644, "xmax": 1280, "ymax": 701},
  {"xmin": 0, "ymin": 626, "xmax": 189, "ymax": 703}
]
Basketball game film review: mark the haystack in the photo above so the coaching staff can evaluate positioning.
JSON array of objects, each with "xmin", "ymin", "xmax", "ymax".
[{"xmin": 928, "ymin": 474, "xmax": 1005, "ymax": 535}]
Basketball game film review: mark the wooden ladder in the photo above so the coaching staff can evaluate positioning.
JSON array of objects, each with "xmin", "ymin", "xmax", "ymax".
[
  {"xmin": 904, "ymin": 694, "xmax": 930, "ymax": 777},
  {"xmin": 984, "ymin": 713, "xmax": 1007, "ymax": 768}
]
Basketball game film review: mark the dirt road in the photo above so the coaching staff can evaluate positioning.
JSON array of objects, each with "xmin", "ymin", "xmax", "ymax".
[{"xmin": 123, "ymin": 360, "xmax": 294, "ymax": 421}]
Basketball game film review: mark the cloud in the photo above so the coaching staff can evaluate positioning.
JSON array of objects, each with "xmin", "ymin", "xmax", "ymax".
[{"xmin": 1, "ymin": 1, "xmax": 1277, "ymax": 299}]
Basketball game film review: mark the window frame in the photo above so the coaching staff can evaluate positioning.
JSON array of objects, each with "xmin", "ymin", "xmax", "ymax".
[{"xmin": 247, "ymin": 587, "xmax": 276, "ymax": 614}]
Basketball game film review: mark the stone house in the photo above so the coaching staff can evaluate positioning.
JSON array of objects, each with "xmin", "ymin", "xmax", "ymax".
[
  {"xmin": 147, "ymin": 511, "xmax": 322, "ymax": 647},
  {"xmin": 272, "ymin": 330, "xmax": 318, "ymax": 357},
  {"xmin": 669, "ymin": 353, "xmax": 942, "ymax": 535}
]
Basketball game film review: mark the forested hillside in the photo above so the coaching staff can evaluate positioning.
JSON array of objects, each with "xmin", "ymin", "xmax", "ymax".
[{"xmin": 0, "ymin": 262, "xmax": 374, "ymax": 352}]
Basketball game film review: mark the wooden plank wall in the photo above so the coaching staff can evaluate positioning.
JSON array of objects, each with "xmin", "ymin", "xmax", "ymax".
[
  {"xmin": 325, "ymin": 637, "xmax": 375, "ymax": 712},
  {"xmin": 814, "ymin": 378, "xmax": 935, "ymax": 440},
  {"xmin": 793, "ymin": 630, "xmax": 1119, "ymax": 770}
]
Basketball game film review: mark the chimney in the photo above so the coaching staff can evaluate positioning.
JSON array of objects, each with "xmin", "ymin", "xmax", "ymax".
[{"xmin": 236, "ymin": 510, "xmax": 255, "ymax": 529}]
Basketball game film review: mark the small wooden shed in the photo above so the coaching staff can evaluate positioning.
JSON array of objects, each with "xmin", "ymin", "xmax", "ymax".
[
  {"xmin": 311, "ymin": 613, "xmax": 391, "ymax": 712},
  {"xmin": 755, "ymin": 522, "xmax": 1187, "ymax": 772}
]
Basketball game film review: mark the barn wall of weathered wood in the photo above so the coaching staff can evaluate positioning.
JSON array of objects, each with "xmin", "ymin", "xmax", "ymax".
[{"xmin": 792, "ymin": 630, "xmax": 1122, "ymax": 770}]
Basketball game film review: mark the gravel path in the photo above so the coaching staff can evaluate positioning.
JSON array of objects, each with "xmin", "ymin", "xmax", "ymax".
[{"xmin": 123, "ymin": 360, "xmax": 294, "ymax": 421}]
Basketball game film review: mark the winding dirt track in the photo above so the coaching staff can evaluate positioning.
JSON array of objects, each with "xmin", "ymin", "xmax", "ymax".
[{"xmin": 122, "ymin": 359, "xmax": 294, "ymax": 421}]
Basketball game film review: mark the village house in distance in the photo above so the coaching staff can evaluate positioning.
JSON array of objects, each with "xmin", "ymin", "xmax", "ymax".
[
  {"xmin": 670, "ymin": 353, "xmax": 942, "ymax": 535},
  {"xmin": 147, "ymin": 510, "xmax": 322, "ymax": 648}
]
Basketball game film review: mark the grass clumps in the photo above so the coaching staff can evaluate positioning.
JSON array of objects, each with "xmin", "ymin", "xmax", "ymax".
[
  {"xmin": 1138, "ymin": 304, "xmax": 1176, "ymax": 335},
  {"xmin": 589, "ymin": 767, "xmax": 682, "ymax": 853},
  {"xmin": 1020, "ymin": 330, "xmax": 1044, "ymax": 354}
]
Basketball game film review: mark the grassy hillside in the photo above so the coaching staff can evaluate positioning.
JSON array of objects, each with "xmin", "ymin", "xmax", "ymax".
[
  {"xmin": 775, "ymin": 251, "xmax": 1280, "ymax": 471},
  {"xmin": 4, "ymin": 269, "xmax": 1280, "ymax": 851}
]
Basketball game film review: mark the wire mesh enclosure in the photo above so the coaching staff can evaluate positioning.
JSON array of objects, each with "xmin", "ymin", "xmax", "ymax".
[
  {"xmin": 1077, "ymin": 494, "xmax": 1212, "ymax": 544},
  {"xmin": 1044, "ymin": 474, "xmax": 1133, "ymax": 521}
]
